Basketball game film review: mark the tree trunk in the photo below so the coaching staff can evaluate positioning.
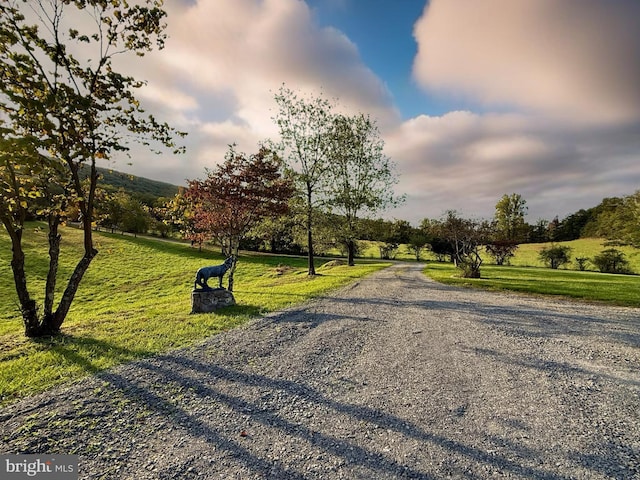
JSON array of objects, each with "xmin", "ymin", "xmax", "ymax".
[
  {"xmin": 227, "ymin": 242, "xmax": 239, "ymax": 292},
  {"xmin": 44, "ymin": 214, "xmax": 62, "ymax": 318},
  {"xmin": 46, "ymin": 202, "xmax": 98, "ymax": 333},
  {"xmin": 47, "ymin": 248, "xmax": 96, "ymax": 334},
  {"xmin": 347, "ymin": 239, "xmax": 355, "ymax": 266},
  {"xmin": 1, "ymin": 219, "xmax": 39, "ymax": 336},
  {"xmin": 306, "ymin": 185, "xmax": 316, "ymax": 276}
]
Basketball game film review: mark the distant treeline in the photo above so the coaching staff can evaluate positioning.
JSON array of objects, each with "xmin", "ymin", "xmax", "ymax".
[
  {"xmin": 86, "ymin": 167, "xmax": 639, "ymax": 250},
  {"xmin": 539, "ymin": 194, "xmax": 639, "ymax": 245}
]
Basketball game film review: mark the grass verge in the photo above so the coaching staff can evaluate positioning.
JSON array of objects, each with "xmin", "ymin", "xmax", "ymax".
[
  {"xmin": 424, "ymin": 262, "xmax": 640, "ymax": 308},
  {"xmin": 0, "ymin": 224, "xmax": 388, "ymax": 405}
]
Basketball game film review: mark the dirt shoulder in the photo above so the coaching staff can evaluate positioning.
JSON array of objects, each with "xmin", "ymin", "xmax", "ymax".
[{"xmin": 1, "ymin": 263, "xmax": 639, "ymax": 479}]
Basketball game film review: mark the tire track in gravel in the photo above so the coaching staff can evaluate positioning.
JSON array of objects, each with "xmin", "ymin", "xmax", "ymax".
[{"xmin": 1, "ymin": 263, "xmax": 639, "ymax": 479}]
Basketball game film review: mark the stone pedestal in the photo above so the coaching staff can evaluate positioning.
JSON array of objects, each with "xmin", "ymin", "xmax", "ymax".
[{"xmin": 191, "ymin": 288, "xmax": 236, "ymax": 313}]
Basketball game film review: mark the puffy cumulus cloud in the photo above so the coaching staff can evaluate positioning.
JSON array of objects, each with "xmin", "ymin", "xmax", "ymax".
[
  {"xmin": 385, "ymin": 111, "xmax": 640, "ymax": 223},
  {"xmin": 412, "ymin": 0, "xmax": 640, "ymax": 125},
  {"xmin": 159, "ymin": 0, "xmax": 396, "ymax": 123},
  {"xmin": 385, "ymin": 0, "xmax": 640, "ymax": 224},
  {"xmin": 113, "ymin": 0, "xmax": 398, "ymax": 183}
]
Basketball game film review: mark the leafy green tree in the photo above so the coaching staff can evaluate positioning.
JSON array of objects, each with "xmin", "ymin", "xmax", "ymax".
[
  {"xmin": 377, "ymin": 219, "xmax": 412, "ymax": 260},
  {"xmin": 588, "ymin": 193, "xmax": 640, "ymax": 247},
  {"xmin": 494, "ymin": 193, "xmax": 528, "ymax": 242},
  {"xmin": 554, "ymin": 209, "xmax": 593, "ymax": 241},
  {"xmin": 147, "ymin": 198, "xmax": 174, "ymax": 238},
  {"xmin": 435, "ymin": 211, "xmax": 492, "ymax": 278},
  {"xmin": 420, "ymin": 218, "xmax": 453, "ymax": 262},
  {"xmin": 273, "ymin": 86, "xmax": 335, "ymax": 275},
  {"xmin": 115, "ymin": 193, "xmax": 150, "ymax": 236},
  {"xmin": 0, "ymin": 0, "xmax": 182, "ymax": 337},
  {"xmin": 248, "ymin": 212, "xmax": 303, "ymax": 254},
  {"xmin": 324, "ymin": 113, "xmax": 403, "ymax": 265},
  {"xmin": 592, "ymin": 248, "xmax": 631, "ymax": 274},
  {"xmin": 528, "ymin": 218, "xmax": 550, "ymax": 243},
  {"xmin": 167, "ymin": 189, "xmax": 208, "ymax": 251},
  {"xmin": 407, "ymin": 228, "xmax": 430, "ymax": 262},
  {"xmin": 538, "ymin": 244, "xmax": 572, "ymax": 269}
]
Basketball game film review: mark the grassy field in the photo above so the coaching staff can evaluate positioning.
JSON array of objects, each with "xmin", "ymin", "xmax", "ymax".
[
  {"xmin": 425, "ymin": 262, "xmax": 640, "ymax": 307},
  {"xmin": 424, "ymin": 238, "xmax": 640, "ymax": 307},
  {"xmin": 356, "ymin": 237, "xmax": 640, "ymax": 271},
  {"xmin": 508, "ymin": 238, "xmax": 640, "ymax": 272},
  {"xmin": 0, "ymin": 224, "xmax": 388, "ymax": 405}
]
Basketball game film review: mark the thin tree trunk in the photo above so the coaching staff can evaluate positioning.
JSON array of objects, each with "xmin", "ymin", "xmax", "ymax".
[
  {"xmin": 44, "ymin": 214, "xmax": 61, "ymax": 318},
  {"xmin": 227, "ymin": 240, "xmax": 239, "ymax": 292},
  {"xmin": 306, "ymin": 185, "xmax": 315, "ymax": 276},
  {"xmin": 47, "ymin": 193, "xmax": 98, "ymax": 333},
  {"xmin": 3, "ymin": 219, "xmax": 40, "ymax": 337},
  {"xmin": 48, "ymin": 248, "xmax": 96, "ymax": 333},
  {"xmin": 41, "ymin": 159, "xmax": 98, "ymax": 335}
]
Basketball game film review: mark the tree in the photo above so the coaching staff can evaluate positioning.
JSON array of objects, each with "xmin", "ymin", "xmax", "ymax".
[
  {"xmin": 248, "ymin": 212, "xmax": 303, "ymax": 255},
  {"xmin": 554, "ymin": 209, "xmax": 593, "ymax": 241},
  {"xmin": 101, "ymin": 192, "xmax": 150, "ymax": 236},
  {"xmin": 494, "ymin": 193, "xmax": 528, "ymax": 242},
  {"xmin": 584, "ymin": 193, "xmax": 640, "ymax": 247},
  {"xmin": 184, "ymin": 146, "xmax": 293, "ymax": 291},
  {"xmin": 592, "ymin": 248, "xmax": 631, "ymax": 274},
  {"xmin": 528, "ymin": 218, "xmax": 550, "ymax": 243},
  {"xmin": 273, "ymin": 86, "xmax": 335, "ymax": 275},
  {"xmin": 582, "ymin": 197, "xmax": 626, "ymax": 240},
  {"xmin": 377, "ymin": 219, "xmax": 412, "ymax": 260},
  {"xmin": 490, "ymin": 193, "xmax": 527, "ymax": 264},
  {"xmin": 485, "ymin": 239, "xmax": 519, "ymax": 266},
  {"xmin": 324, "ymin": 113, "xmax": 403, "ymax": 265},
  {"xmin": 0, "ymin": 0, "xmax": 182, "ymax": 337},
  {"xmin": 421, "ymin": 218, "xmax": 453, "ymax": 262},
  {"xmin": 407, "ymin": 228, "xmax": 430, "ymax": 262},
  {"xmin": 538, "ymin": 244, "xmax": 572, "ymax": 269},
  {"xmin": 435, "ymin": 211, "xmax": 492, "ymax": 278}
]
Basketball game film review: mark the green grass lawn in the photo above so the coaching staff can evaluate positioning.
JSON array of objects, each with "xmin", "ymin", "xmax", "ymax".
[
  {"xmin": 0, "ymin": 224, "xmax": 389, "ymax": 405},
  {"xmin": 425, "ymin": 262, "xmax": 640, "ymax": 307},
  {"xmin": 354, "ymin": 237, "xmax": 640, "ymax": 272},
  {"xmin": 507, "ymin": 238, "xmax": 640, "ymax": 272}
]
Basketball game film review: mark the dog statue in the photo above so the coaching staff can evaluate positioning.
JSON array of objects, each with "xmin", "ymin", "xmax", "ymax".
[{"xmin": 194, "ymin": 256, "xmax": 235, "ymax": 290}]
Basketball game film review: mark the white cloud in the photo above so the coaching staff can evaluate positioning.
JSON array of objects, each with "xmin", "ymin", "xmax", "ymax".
[
  {"xmin": 412, "ymin": 0, "xmax": 640, "ymax": 125},
  {"xmin": 137, "ymin": 85, "xmax": 199, "ymax": 113},
  {"xmin": 386, "ymin": 109, "xmax": 640, "ymax": 222},
  {"xmin": 378, "ymin": 0, "xmax": 640, "ymax": 224},
  {"xmin": 114, "ymin": 0, "xmax": 398, "ymax": 184}
]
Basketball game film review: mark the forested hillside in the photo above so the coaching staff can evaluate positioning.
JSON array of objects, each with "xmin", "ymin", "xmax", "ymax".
[{"xmin": 83, "ymin": 166, "xmax": 181, "ymax": 203}]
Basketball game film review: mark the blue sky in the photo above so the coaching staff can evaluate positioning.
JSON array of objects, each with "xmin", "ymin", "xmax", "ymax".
[
  {"xmin": 307, "ymin": 0, "xmax": 445, "ymax": 118},
  {"xmin": 108, "ymin": 0, "xmax": 640, "ymax": 225}
]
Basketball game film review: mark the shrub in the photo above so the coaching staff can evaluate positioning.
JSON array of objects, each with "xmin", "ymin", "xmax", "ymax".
[
  {"xmin": 574, "ymin": 257, "xmax": 589, "ymax": 271},
  {"xmin": 458, "ymin": 260, "xmax": 481, "ymax": 278},
  {"xmin": 539, "ymin": 245, "xmax": 572, "ymax": 269},
  {"xmin": 592, "ymin": 248, "xmax": 632, "ymax": 274}
]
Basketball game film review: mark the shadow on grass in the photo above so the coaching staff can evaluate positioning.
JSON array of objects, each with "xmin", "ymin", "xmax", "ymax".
[{"xmin": 33, "ymin": 334, "xmax": 155, "ymax": 375}]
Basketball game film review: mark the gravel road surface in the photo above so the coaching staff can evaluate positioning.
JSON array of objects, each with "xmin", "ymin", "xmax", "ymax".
[{"xmin": 1, "ymin": 263, "xmax": 639, "ymax": 479}]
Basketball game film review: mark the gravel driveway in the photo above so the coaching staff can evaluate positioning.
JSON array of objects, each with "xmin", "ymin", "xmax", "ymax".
[{"xmin": 1, "ymin": 263, "xmax": 639, "ymax": 479}]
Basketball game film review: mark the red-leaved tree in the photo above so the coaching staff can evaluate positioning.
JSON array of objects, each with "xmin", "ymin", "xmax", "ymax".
[{"xmin": 184, "ymin": 146, "xmax": 293, "ymax": 291}]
